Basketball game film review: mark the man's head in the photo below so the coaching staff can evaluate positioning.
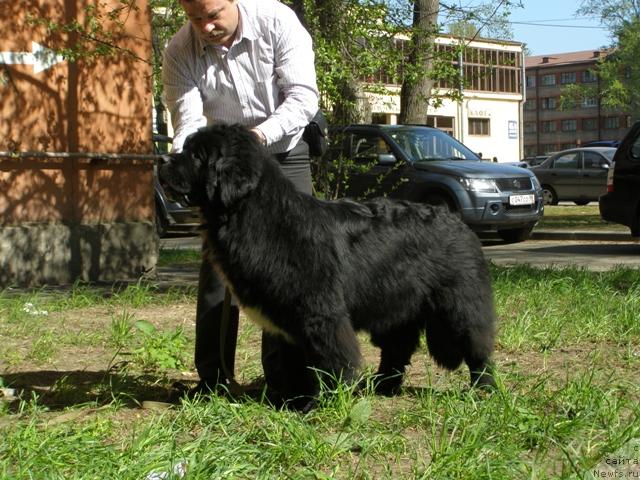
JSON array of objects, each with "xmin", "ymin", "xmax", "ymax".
[{"xmin": 180, "ymin": 0, "xmax": 239, "ymax": 48}]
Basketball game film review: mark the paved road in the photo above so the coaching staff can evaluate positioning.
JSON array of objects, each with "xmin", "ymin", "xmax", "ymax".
[{"xmin": 160, "ymin": 231, "xmax": 640, "ymax": 273}]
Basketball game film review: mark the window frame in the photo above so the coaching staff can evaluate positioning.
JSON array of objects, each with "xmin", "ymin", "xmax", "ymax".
[{"xmin": 468, "ymin": 117, "xmax": 491, "ymax": 136}]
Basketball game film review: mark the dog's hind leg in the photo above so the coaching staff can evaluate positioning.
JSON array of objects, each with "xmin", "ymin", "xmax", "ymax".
[
  {"xmin": 463, "ymin": 326, "xmax": 496, "ymax": 389},
  {"xmin": 458, "ymin": 299, "xmax": 497, "ymax": 389},
  {"xmin": 424, "ymin": 300, "xmax": 496, "ymax": 389},
  {"xmin": 370, "ymin": 322, "xmax": 422, "ymax": 396}
]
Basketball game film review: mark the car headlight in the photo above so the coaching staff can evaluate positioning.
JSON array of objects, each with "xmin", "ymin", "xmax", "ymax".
[{"xmin": 458, "ymin": 177, "xmax": 498, "ymax": 193}]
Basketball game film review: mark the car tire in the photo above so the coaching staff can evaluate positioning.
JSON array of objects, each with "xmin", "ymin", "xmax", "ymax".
[
  {"xmin": 633, "ymin": 208, "xmax": 640, "ymax": 237},
  {"xmin": 155, "ymin": 207, "xmax": 168, "ymax": 238},
  {"xmin": 541, "ymin": 185, "xmax": 558, "ymax": 205},
  {"xmin": 574, "ymin": 200, "xmax": 590, "ymax": 206},
  {"xmin": 497, "ymin": 225, "xmax": 534, "ymax": 244},
  {"xmin": 424, "ymin": 194, "xmax": 458, "ymax": 215}
]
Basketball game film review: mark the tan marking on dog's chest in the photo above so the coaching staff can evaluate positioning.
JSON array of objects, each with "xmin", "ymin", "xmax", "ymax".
[
  {"xmin": 243, "ymin": 306, "xmax": 294, "ymax": 343},
  {"xmin": 204, "ymin": 240, "xmax": 293, "ymax": 343}
]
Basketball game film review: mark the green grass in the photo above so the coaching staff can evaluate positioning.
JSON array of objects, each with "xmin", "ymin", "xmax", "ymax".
[
  {"xmin": 1, "ymin": 266, "xmax": 640, "ymax": 478},
  {"xmin": 536, "ymin": 205, "xmax": 628, "ymax": 231},
  {"xmin": 492, "ymin": 265, "xmax": 640, "ymax": 351},
  {"xmin": 157, "ymin": 248, "xmax": 202, "ymax": 267}
]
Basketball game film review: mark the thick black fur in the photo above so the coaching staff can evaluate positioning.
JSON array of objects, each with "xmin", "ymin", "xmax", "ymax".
[{"xmin": 159, "ymin": 124, "xmax": 497, "ymax": 402}]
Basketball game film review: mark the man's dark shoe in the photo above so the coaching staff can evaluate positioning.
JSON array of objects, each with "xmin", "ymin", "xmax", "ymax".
[{"xmin": 180, "ymin": 378, "xmax": 226, "ymax": 399}]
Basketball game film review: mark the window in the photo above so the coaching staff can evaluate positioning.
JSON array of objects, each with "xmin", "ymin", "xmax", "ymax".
[
  {"xmin": 524, "ymin": 100, "xmax": 536, "ymax": 111},
  {"xmin": 542, "ymin": 144, "xmax": 557, "ymax": 154},
  {"xmin": 552, "ymin": 152, "xmax": 579, "ymax": 169},
  {"xmin": 631, "ymin": 135, "xmax": 640, "ymax": 161},
  {"xmin": 561, "ymin": 143, "xmax": 577, "ymax": 150},
  {"xmin": 427, "ymin": 115, "xmax": 455, "ymax": 136},
  {"xmin": 603, "ymin": 117, "xmax": 620, "ymax": 129},
  {"xmin": 561, "ymin": 119, "xmax": 577, "ymax": 132},
  {"xmin": 524, "ymin": 122, "xmax": 537, "ymax": 133},
  {"xmin": 582, "ymin": 70, "xmax": 597, "ymax": 83},
  {"xmin": 541, "ymin": 74, "xmax": 556, "ymax": 86},
  {"xmin": 583, "ymin": 152, "xmax": 609, "ymax": 169},
  {"xmin": 560, "ymin": 72, "xmax": 577, "ymax": 84},
  {"xmin": 582, "ymin": 118, "xmax": 598, "ymax": 130},
  {"xmin": 582, "ymin": 97, "xmax": 598, "ymax": 108},
  {"xmin": 541, "ymin": 121, "xmax": 556, "ymax": 133},
  {"xmin": 541, "ymin": 97, "xmax": 557, "ymax": 110},
  {"xmin": 351, "ymin": 134, "xmax": 393, "ymax": 164},
  {"xmin": 434, "ymin": 43, "xmax": 522, "ymax": 94},
  {"xmin": 526, "ymin": 75, "xmax": 536, "ymax": 88},
  {"xmin": 468, "ymin": 118, "xmax": 490, "ymax": 136}
]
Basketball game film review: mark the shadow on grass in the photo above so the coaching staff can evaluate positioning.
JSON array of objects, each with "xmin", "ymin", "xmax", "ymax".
[
  {"xmin": 0, "ymin": 369, "xmax": 277, "ymax": 414},
  {"xmin": 1, "ymin": 369, "xmax": 186, "ymax": 412}
]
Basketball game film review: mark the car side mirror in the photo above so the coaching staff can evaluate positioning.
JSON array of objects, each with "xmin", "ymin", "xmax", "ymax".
[{"xmin": 378, "ymin": 153, "xmax": 397, "ymax": 165}]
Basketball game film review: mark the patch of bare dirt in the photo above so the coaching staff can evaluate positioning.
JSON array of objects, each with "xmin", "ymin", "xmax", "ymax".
[{"xmin": 2, "ymin": 303, "xmax": 637, "ymax": 416}]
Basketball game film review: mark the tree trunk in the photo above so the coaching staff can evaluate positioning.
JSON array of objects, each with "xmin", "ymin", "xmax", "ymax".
[{"xmin": 399, "ymin": 0, "xmax": 439, "ymax": 125}]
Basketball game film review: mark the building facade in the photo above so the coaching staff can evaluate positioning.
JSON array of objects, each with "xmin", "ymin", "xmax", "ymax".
[
  {"xmin": 362, "ymin": 35, "xmax": 526, "ymax": 163},
  {"xmin": 524, "ymin": 50, "xmax": 632, "ymax": 157}
]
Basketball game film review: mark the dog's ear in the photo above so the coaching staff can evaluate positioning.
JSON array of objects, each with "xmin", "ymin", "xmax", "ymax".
[
  {"xmin": 205, "ymin": 151, "xmax": 219, "ymax": 202},
  {"xmin": 213, "ymin": 141, "xmax": 262, "ymax": 206}
]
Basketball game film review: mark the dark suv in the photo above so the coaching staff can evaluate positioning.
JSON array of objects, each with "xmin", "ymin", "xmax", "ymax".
[
  {"xmin": 327, "ymin": 124, "xmax": 544, "ymax": 243},
  {"xmin": 599, "ymin": 121, "xmax": 640, "ymax": 236}
]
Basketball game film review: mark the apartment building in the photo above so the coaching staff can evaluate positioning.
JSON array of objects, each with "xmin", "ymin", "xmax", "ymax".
[
  {"xmin": 524, "ymin": 50, "xmax": 631, "ymax": 157},
  {"xmin": 362, "ymin": 35, "xmax": 525, "ymax": 163}
]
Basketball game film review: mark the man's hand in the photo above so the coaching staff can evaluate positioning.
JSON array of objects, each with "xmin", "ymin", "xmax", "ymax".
[{"xmin": 250, "ymin": 128, "xmax": 267, "ymax": 146}]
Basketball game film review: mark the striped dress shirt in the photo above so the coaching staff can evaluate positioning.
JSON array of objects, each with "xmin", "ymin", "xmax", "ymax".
[{"xmin": 162, "ymin": 0, "xmax": 319, "ymax": 153}]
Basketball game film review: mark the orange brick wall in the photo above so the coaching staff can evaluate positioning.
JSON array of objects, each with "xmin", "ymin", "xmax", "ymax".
[{"xmin": 0, "ymin": 0, "xmax": 153, "ymax": 224}]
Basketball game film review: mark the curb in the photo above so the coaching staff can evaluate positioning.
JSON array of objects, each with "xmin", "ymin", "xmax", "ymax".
[
  {"xmin": 530, "ymin": 229, "xmax": 635, "ymax": 242},
  {"xmin": 158, "ymin": 230, "xmax": 636, "ymax": 250}
]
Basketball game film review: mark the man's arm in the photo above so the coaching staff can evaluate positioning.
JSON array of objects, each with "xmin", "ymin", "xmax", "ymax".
[{"xmin": 254, "ymin": 5, "xmax": 319, "ymax": 146}]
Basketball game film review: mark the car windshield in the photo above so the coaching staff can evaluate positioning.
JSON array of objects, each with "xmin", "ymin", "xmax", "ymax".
[{"xmin": 386, "ymin": 127, "xmax": 480, "ymax": 162}]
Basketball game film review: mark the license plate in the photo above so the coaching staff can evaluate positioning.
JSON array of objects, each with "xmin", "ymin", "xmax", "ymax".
[{"xmin": 509, "ymin": 194, "xmax": 535, "ymax": 206}]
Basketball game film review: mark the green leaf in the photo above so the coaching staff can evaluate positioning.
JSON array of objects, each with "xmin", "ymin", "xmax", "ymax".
[
  {"xmin": 345, "ymin": 398, "xmax": 372, "ymax": 427},
  {"xmin": 134, "ymin": 320, "xmax": 156, "ymax": 336},
  {"xmin": 324, "ymin": 431, "xmax": 357, "ymax": 452}
]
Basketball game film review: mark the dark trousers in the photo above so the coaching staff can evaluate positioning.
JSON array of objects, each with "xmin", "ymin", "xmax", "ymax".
[{"xmin": 195, "ymin": 140, "xmax": 313, "ymax": 390}]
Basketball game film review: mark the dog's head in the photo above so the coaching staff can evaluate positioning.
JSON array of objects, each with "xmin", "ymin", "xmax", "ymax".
[{"xmin": 158, "ymin": 124, "xmax": 264, "ymax": 208}]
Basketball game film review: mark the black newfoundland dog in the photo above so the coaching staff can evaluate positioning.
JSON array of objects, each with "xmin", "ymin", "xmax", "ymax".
[{"xmin": 159, "ymin": 124, "xmax": 496, "ymax": 403}]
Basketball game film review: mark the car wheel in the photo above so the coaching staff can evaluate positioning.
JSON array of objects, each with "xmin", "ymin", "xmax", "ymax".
[
  {"xmin": 541, "ymin": 185, "xmax": 558, "ymax": 205},
  {"xmin": 633, "ymin": 208, "xmax": 640, "ymax": 237},
  {"xmin": 424, "ymin": 194, "xmax": 458, "ymax": 215},
  {"xmin": 155, "ymin": 208, "xmax": 168, "ymax": 238},
  {"xmin": 497, "ymin": 225, "xmax": 534, "ymax": 244}
]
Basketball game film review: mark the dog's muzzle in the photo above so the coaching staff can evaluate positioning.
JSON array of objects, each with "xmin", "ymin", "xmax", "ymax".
[{"xmin": 157, "ymin": 155, "xmax": 196, "ymax": 206}]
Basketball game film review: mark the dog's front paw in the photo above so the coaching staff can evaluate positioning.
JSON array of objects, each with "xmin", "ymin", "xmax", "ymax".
[{"xmin": 373, "ymin": 376, "xmax": 403, "ymax": 397}]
